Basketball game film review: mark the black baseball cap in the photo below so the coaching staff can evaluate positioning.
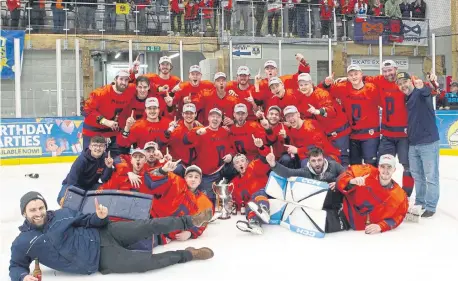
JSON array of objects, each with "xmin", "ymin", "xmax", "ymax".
[{"xmin": 396, "ymin": 72, "xmax": 411, "ymax": 82}]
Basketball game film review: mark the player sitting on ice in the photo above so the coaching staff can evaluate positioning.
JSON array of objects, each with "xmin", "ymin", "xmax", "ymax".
[
  {"xmin": 266, "ymin": 147, "xmax": 345, "ymax": 211},
  {"xmin": 10, "ymin": 192, "xmax": 213, "ymax": 280},
  {"xmin": 234, "ymin": 144, "xmax": 275, "ymax": 235},
  {"xmin": 57, "ymin": 136, "xmax": 114, "ymax": 204}
]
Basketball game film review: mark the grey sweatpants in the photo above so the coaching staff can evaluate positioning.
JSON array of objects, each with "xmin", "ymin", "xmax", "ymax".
[{"xmin": 98, "ymin": 216, "xmax": 194, "ymax": 274}]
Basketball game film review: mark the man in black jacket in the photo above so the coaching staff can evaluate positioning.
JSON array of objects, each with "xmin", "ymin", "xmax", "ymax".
[
  {"xmin": 266, "ymin": 147, "xmax": 345, "ymax": 210},
  {"xmin": 10, "ymin": 191, "xmax": 214, "ymax": 281}
]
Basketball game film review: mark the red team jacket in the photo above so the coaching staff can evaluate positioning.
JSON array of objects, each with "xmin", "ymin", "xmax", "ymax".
[
  {"xmin": 225, "ymin": 81, "xmax": 257, "ymax": 121},
  {"xmin": 327, "ymin": 82, "xmax": 381, "ymax": 140},
  {"xmin": 365, "ymin": 75, "xmax": 408, "ymax": 138},
  {"xmin": 231, "ymin": 159, "xmax": 271, "ymax": 206},
  {"xmin": 195, "ymin": 88, "xmax": 239, "ymax": 124},
  {"xmin": 82, "ymin": 84, "xmax": 137, "ymax": 137},
  {"xmin": 337, "ymin": 164, "xmax": 408, "ymax": 232},
  {"xmin": 117, "ymin": 118, "xmax": 171, "ymax": 151},
  {"xmin": 264, "ymin": 123, "xmax": 289, "ymax": 159},
  {"xmin": 230, "ymin": 121, "xmax": 266, "ymax": 160},
  {"xmin": 166, "ymin": 120, "xmax": 199, "ymax": 165}
]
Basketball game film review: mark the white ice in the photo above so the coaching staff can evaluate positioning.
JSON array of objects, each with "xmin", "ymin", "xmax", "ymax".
[{"xmin": 1, "ymin": 157, "xmax": 458, "ymax": 281}]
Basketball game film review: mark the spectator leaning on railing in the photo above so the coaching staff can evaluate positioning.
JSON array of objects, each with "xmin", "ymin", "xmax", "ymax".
[
  {"xmin": 319, "ymin": 0, "xmax": 334, "ymax": 39},
  {"xmin": 368, "ymin": 0, "xmax": 383, "ymax": 16},
  {"xmin": 384, "ymin": 0, "xmax": 401, "ymax": 18},
  {"xmin": 51, "ymin": 0, "xmax": 65, "ymax": 33},
  {"xmin": 6, "ymin": 0, "xmax": 21, "ymax": 28},
  {"xmin": 77, "ymin": 0, "xmax": 98, "ymax": 31},
  {"xmin": 399, "ymin": 0, "xmax": 411, "ymax": 18},
  {"xmin": 411, "ymin": 0, "xmax": 426, "ymax": 19}
]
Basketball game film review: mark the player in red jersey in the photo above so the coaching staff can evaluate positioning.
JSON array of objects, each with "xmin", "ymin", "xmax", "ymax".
[
  {"xmin": 183, "ymin": 108, "xmax": 235, "ymax": 201},
  {"xmin": 173, "ymin": 65, "xmax": 214, "ymax": 117},
  {"xmin": 296, "ymin": 73, "xmax": 351, "ymax": 167},
  {"xmin": 230, "ymin": 103, "xmax": 266, "ymax": 160},
  {"xmin": 323, "ymin": 64, "xmax": 381, "ymax": 166},
  {"xmin": 335, "ymin": 154, "xmax": 408, "ymax": 233},
  {"xmin": 117, "ymin": 97, "xmax": 171, "ymax": 152},
  {"xmin": 363, "ymin": 60, "xmax": 413, "ymax": 196},
  {"xmin": 226, "ymin": 66, "xmax": 259, "ymax": 121},
  {"xmin": 253, "ymin": 54, "xmax": 311, "ymax": 106},
  {"xmin": 264, "ymin": 77, "xmax": 298, "ymax": 114},
  {"xmin": 82, "ymin": 69, "xmax": 137, "ymax": 156},
  {"xmin": 231, "ymin": 151, "xmax": 272, "ymax": 235},
  {"xmin": 258, "ymin": 106, "xmax": 289, "ymax": 164},
  {"xmin": 194, "ymin": 72, "xmax": 239, "ymax": 126},
  {"xmin": 283, "ymin": 105, "xmax": 341, "ymax": 168},
  {"xmin": 165, "ymin": 103, "xmax": 201, "ymax": 176}
]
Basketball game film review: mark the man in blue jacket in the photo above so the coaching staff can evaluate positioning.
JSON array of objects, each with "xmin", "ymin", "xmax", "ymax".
[
  {"xmin": 57, "ymin": 136, "xmax": 114, "ymax": 204},
  {"xmin": 10, "ymin": 191, "xmax": 214, "ymax": 281},
  {"xmin": 396, "ymin": 72, "xmax": 440, "ymax": 218}
]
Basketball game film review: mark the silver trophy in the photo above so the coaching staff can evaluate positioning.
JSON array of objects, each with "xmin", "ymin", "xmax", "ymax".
[{"xmin": 212, "ymin": 178, "xmax": 235, "ymax": 220}]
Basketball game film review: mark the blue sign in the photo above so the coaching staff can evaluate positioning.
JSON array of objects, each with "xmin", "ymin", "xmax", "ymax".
[
  {"xmin": 435, "ymin": 110, "xmax": 458, "ymax": 149},
  {"xmin": 0, "ymin": 117, "xmax": 84, "ymax": 159},
  {"xmin": 0, "ymin": 30, "xmax": 25, "ymax": 79}
]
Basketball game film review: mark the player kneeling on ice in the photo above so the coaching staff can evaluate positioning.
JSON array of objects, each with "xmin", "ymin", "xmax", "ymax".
[{"xmin": 10, "ymin": 192, "xmax": 214, "ymax": 281}]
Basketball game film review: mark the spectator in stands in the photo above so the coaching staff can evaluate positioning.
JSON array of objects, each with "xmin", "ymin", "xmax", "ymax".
[
  {"xmin": 222, "ymin": 0, "xmax": 232, "ymax": 35},
  {"xmin": 399, "ymin": 0, "xmax": 412, "ymax": 18},
  {"xmin": 255, "ymin": 0, "xmax": 267, "ymax": 37},
  {"xmin": 77, "ymin": 0, "xmax": 97, "ymax": 32},
  {"xmin": 202, "ymin": 0, "xmax": 215, "ymax": 36},
  {"xmin": 30, "ymin": 0, "xmax": 46, "ymax": 32},
  {"xmin": 319, "ymin": 0, "xmax": 334, "ymax": 39},
  {"xmin": 266, "ymin": 0, "xmax": 281, "ymax": 37},
  {"xmin": 235, "ymin": 0, "xmax": 250, "ymax": 36},
  {"xmin": 384, "ymin": 0, "xmax": 401, "ymax": 18},
  {"xmin": 297, "ymin": 0, "xmax": 310, "ymax": 38},
  {"xmin": 441, "ymin": 82, "xmax": 458, "ymax": 110},
  {"xmin": 56, "ymin": 136, "xmax": 114, "ymax": 204},
  {"xmin": 132, "ymin": 0, "xmax": 150, "ymax": 34},
  {"xmin": 354, "ymin": 0, "xmax": 368, "ymax": 21},
  {"xmin": 283, "ymin": 0, "xmax": 298, "ymax": 37},
  {"xmin": 339, "ymin": 0, "xmax": 355, "ymax": 40},
  {"xmin": 170, "ymin": 0, "xmax": 185, "ymax": 36},
  {"xmin": 51, "ymin": 0, "xmax": 65, "ymax": 33},
  {"xmin": 6, "ymin": 0, "xmax": 21, "ymax": 28},
  {"xmin": 411, "ymin": 0, "xmax": 426, "ymax": 19},
  {"xmin": 368, "ymin": 0, "xmax": 383, "ymax": 16},
  {"xmin": 104, "ymin": 0, "xmax": 117, "ymax": 34},
  {"xmin": 309, "ymin": 0, "xmax": 322, "ymax": 37},
  {"xmin": 184, "ymin": 0, "xmax": 200, "ymax": 36}
]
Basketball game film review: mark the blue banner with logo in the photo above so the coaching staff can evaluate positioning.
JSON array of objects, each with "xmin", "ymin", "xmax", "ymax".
[
  {"xmin": 0, "ymin": 30, "xmax": 25, "ymax": 79},
  {"xmin": 436, "ymin": 110, "xmax": 458, "ymax": 150},
  {"xmin": 0, "ymin": 117, "xmax": 84, "ymax": 159},
  {"xmin": 354, "ymin": 17, "xmax": 388, "ymax": 44}
]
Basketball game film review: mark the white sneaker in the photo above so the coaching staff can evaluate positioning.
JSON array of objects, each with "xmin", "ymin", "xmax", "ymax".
[
  {"xmin": 236, "ymin": 219, "xmax": 263, "ymax": 235},
  {"xmin": 405, "ymin": 205, "xmax": 422, "ymax": 223},
  {"xmin": 247, "ymin": 201, "xmax": 270, "ymax": 224},
  {"xmin": 273, "ymin": 34, "xmax": 276, "ymax": 37},
  {"xmin": 290, "ymin": 32, "xmax": 293, "ymax": 37},
  {"xmin": 266, "ymin": 34, "xmax": 272, "ymax": 37}
]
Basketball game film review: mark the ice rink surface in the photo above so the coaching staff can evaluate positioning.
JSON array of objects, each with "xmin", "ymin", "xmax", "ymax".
[{"xmin": 1, "ymin": 157, "xmax": 457, "ymax": 281}]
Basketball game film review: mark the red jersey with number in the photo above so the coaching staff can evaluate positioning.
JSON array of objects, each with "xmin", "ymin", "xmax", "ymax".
[
  {"xmin": 230, "ymin": 121, "xmax": 266, "ymax": 160},
  {"xmin": 365, "ymin": 75, "xmax": 407, "ymax": 138},
  {"xmin": 117, "ymin": 118, "xmax": 171, "ymax": 151},
  {"xmin": 184, "ymin": 127, "xmax": 234, "ymax": 174},
  {"xmin": 167, "ymin": 120, "xmax": 199, "ymax": 166},
  {"xmin": 327, "ymin": 82, "xmax": 381, "ymax": 140},
  {"xmin": 82, "ymin": 84, "xmax": 136, "ymax": 137},
  {"xmin": 296, "ymin": 88, "xmax": 351, "ymax": 139}
]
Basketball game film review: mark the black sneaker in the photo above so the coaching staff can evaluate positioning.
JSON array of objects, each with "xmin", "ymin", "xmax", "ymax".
[{"xmin": 421, "ymin": 210, "xmax": 435, "ymax": 218}]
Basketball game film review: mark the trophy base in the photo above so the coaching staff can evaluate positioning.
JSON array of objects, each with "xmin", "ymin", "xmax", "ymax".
[{"xmin": 218, "ymin": 215, "xmax": 231, "ymax": 220}]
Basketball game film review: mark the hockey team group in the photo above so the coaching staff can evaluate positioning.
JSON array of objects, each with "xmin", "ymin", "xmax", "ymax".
[{"xmin": 9, "ymin": 53, "xmax": 442, "ymax": 281}]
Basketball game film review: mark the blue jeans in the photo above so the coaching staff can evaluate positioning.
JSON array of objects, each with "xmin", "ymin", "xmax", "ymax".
[{"xmin": 408, "ymin": 141, "xmax": 440, "ymax": 212}]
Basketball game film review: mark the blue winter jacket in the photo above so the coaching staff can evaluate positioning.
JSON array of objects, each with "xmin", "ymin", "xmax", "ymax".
[{"xmin": 9, "ymin": 208, "xmax": 109, "ymax": 281}]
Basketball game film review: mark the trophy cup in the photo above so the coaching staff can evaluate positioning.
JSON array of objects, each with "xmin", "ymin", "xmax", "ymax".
[{"xmin": 212, "ymin": 178, "xmax": 235, "ymax": 220}]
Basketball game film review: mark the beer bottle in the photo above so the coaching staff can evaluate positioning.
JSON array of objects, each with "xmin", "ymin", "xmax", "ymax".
[
  {"xmin": 365, "ymin": 213, "xmax": 371, "ymax": 226},
  {"xmin": 240, "ymin": 202, "xmax": 246, "ymax": 215},
  {"xmin": 32, "ymin": 258, "xmax": 42, "ymax": 281}
]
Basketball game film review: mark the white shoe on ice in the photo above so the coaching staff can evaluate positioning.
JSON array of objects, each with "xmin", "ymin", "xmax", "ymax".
[
  {"xmin": 236, "ymin": 219, "xmax": 263, "ymax": 235},
  {"xmin": 247, "ymin": 201, "xmax": 270, "ymax": 224},
  {"xmin": 405, "ymin": 205, "xmax": 422, "ymax": 223}
]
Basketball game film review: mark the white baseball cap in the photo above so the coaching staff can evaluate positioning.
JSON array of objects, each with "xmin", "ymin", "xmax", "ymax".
[
  {"xmin": 189, "ymin": 65, "xmax": 201, "ymax": 73},
  {"xmin": 183, "ymin": 103, "xmax": 196, "ymax": 113},
  {"xmin": 185, "ymin": 165, "xmax": 202, "ymax": 176},
  {"xmin": 283, "ymin": 105, "xmax": 299, "ymax": 116},
  {"xmin": 268, "ymin": 105, "xmax": 282, "ymax": 113},
  {"xmin": 382, "ymin": 60, "xmax": 397, "ymax": 69},
  {"xmin": 116, "ymin": 69, "xmax": 130, "ymax": 78},
  {"xmin": 234, "ymin": 103, "xmax": 248, "ymax": 113},
  {"xmin": 145, "ymin": 97, "xmax": 159, "ymax": 108},
  {"xmin": 347, "ymin": 64, "xmax": 362, "ymax": 73},
  {"xmin": 379, "ymin": 154, "xmax": 396, "ymax": 167},
  {"xmin": 130, "ymin": 148, "xmax": 147, "ymax": 157},
  {"xmin": 237, "ymin": 66, "xmax": 250, "ymax": 76},
  {"xmin": 298, "ymin": 73, "xmax": 312, "ymax": 82},
  {"xmin": 264, "ymin": 60, "xmax": 278, "ymax": 68},
  {"xmin": 269, "ymin": 77, "xmax": 282, "ymax": 86},
  {"xmin": 143, "ymin": 141, "xmax": 158, "ymax": 150},
  {"xmin": 159, "ymin": 56, "xmax": 172, "ymax": 65},
  {"xmin": 214, "ymin": 72, "xmax": 227, "ymax": 81},
  {"xmin": 209, "ymin": 108, "xmax": 223, "ymax": 116}
]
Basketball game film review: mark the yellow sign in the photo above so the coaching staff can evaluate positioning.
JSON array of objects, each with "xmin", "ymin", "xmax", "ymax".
[
  {"xmin": 116, "ymin": 3, "xmax": 130, "ymax": 15},
  {"xmin": 447, "ymin": 121, "xmax": 458, "ymax": 149},
  {"xmin": 1, "ymin": 147, "xmax": 43, "ymax": 157}
]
